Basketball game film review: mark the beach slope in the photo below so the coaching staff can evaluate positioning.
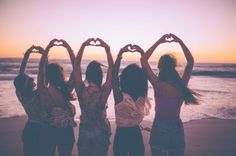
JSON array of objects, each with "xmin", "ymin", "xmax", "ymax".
[{"xmin": 0, "ymin": 116, "xmax": 236, "ymax": 156}]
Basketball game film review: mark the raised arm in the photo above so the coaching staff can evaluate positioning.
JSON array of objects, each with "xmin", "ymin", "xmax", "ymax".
[
  {"xmin": 34, "ymin": 46, "xmax": 46, "ymax": 89},
  {"xmin": 74, "ymin": 38, "xmax": 94, "ymax": 90},
  {"xmin": 171, "ymin": 34, "xmax": 194, "ymax": 85},
  {"xmin": 19, "ymin": 46, "xmax": 36, "ymax": 74},
  {"xmin": 113, "ymin": 44, "xmax": 131, "ymax": 104},
  {"xmin": 60, "ymin": 39, "xmax": 75, "ymax": 91},
  {"xmin": 96, "ymin": 38, "xmax": 114, "ymax": 103},
  {"xmin": 38, "ymin": 39, "xmax": 57, "ymax": 89},
  {"xmin": 141, "ymin": 34, "xmax": 169, "ymax": 86},
  {"xmin": 132, "ymin": 44, "xmax": 145, "ymax": 56}
]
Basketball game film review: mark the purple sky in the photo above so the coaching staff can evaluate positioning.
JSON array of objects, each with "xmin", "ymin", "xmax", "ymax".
[{"xmin": 0, "ymin": 0, "xmax": 236, "ymax": 63}]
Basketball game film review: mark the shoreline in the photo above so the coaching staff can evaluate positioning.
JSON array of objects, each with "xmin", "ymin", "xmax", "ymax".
[{"xmin": 1, "ymin": 116, "xmax": 236, "ymax": 156}]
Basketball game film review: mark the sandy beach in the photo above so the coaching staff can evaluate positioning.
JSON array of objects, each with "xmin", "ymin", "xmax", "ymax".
[{"xmin": 0, "ymin": 116, "xmax": 236, "ymax": 156}]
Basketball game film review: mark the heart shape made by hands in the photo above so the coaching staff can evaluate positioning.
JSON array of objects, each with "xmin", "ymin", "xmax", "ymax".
[
  {"xmin": 127, "ymin": 45, "xmax": 137, "ymax": 52},
  {"xmin": 53, "ymin": 40, "xmax": 63, "ymax": 46},
  {"xmin": 89, "ymin": 39, "xmax": 101, "ymax": 46},
  {"xmin": 165, "ymin": 36, "xmax": 174, "ymax": 42}
]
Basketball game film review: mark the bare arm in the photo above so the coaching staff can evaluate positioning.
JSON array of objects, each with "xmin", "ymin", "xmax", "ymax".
[
  {"xmin": 113, "ymin": 44, "xmax": 131, "ymax": 104},
  {"xmin": 60, "ymin": 39, "xmax": 76, "ymax": 91},
  {"xmin": 171, "ymin": 34, "xmax": 194, "ymax": 85},
  {"xmin": 96, "ymin": 38, "xmax": 114, "ymax": 103},
  {"xmin": 141, "ymin": 34, "xmax": 169, "ymax": 86},
  {"xmin": 19, "ymin": 46, "xmax": 36, "ymax": 74},
  {"xmin": 34, "ymin": 46, "xmax": 46, "ymax": 89},
  {"xmin": 74, "ymin": 38, "xmax": 94, "ymax": 94},
  {"xmin": 38, "ymin": 39, "xmax": 57, "ymax": 89}
]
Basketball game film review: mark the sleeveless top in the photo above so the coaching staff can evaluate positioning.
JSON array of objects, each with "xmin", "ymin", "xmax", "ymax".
[
  {"xmin": 16, "ymin": 91, "xmax": 42, "ymax": 123},
  {"xmin": 79, "ymin": 83, "xmax": 110, "ymax": 132},
  {"xmin": 115, "ymin": 93, "xmax": 151, "ymax": 127},
  {"xmin": 40, "ymin": 85, "xmax": 76, "ymax": 127}
]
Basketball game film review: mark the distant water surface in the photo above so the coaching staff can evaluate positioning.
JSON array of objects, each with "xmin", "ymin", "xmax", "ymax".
[{"xmin": 0, "ymin": 58, "xmax": 236, "ymax": 122}]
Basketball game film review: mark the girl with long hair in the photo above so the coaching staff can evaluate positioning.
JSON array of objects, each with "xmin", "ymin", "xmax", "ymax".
[
  {"xmin": 141, "ymin": 34, "xmax": 199, "ymax": 156},
  {"xmin": 13, "ymin": 45, "xmax": 44, "ymax": 156},
  {"xmin": 112, "ymin": 44, "xmax": 151, "ymax": 156},
  {"xmin": 38, "ymin": 39, "xmax": 76, "ymax": 156},
  {"xmin": 73, "ymin": 38, "xmax": 113, "ymax": 156}
]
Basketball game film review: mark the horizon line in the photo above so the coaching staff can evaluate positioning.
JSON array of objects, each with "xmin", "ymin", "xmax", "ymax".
[{"xmin": 0, "ymin": 56, "xmax": 236, "ymax": 64}]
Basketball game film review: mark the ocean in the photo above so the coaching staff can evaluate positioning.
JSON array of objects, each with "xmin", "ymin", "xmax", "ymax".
[{"xmin": 0, "ymin": 57, "xmax": 236, "ymax": 122}]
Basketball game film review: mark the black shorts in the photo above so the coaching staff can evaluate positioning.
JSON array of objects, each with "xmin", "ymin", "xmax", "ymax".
[
  {"xmin": 22, "ymin": 121, "xmax": 41, "ymax": 144},
  {"xmin": 113, "ymin": 125, "xmax": 145, "ymax": 156}
]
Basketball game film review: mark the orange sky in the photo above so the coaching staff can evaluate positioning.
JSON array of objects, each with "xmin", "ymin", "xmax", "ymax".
[{"xmin": 0, "ymin": 0, "xmax": 236, "ymax": 63}]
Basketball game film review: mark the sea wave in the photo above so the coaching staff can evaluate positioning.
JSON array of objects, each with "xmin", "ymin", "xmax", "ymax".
[
  {"xmin": 192, "ymin": 71, "xmax": 236, "ymax": 78},
  {"xmin": 1, "ymin": 58, "xmax": 236, "ymax": 79}
]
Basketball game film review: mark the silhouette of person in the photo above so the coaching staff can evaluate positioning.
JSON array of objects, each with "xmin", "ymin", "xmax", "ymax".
[
  {"xmin": 14, "ymin": 45, "xmax": 45, "ymax": 156},
  {"xmin": 112, "ymin": 44, "xmax": 151, "ymax": 156},
  {"xmin": 141, "ymin": 34, "xmax": 199, "ymax": 156},
  {"xmin": 73, "ymin": 38, "xmax": 113, "ymax": 156},
  {"xmin": 37, "ymin": 39, "xmax": 76, "ymax": 156}
]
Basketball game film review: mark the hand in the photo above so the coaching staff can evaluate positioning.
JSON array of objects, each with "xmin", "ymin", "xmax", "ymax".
[
  {"xmin": 47, "ymin": 39, "xmax": 58, "ymax": 49},
  {"xmin": 96, "ymin": 38, "xmax": 110, "ymax": 51},
  {"xmin": 82, "ymin": 38, "xmax": 95, "ymax": 47},
  {"xmin": 169, "ymin": 33, "xmax": 182, "ymax": 43},
  {"xmin": 60, "ymin": 39, "xmax": 73, "ymax": 51},
  {"xmin": 24, "ymin": 45, "xmax": 36, "ymax": 56},
  {"xmin": 159, "ymin": 34, "xmax": 171, "ymax": 43},
  {"xmin": 32, "ymin": 46, "xmax": 44, "ymax": 54},
  {"xmin": 119, "ymin": 44, "xmax": 132, "ymax": 53},
  {"xmin": 132, "ymin": 45, "xmax": 144, "ymax": 55}
]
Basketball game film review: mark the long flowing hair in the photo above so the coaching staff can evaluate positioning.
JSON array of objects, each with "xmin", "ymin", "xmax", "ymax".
[
  {"xmin": 45, "ymin": 63, "xmax": 73, "ymax": 101},
  {"xmin": 120, "ymin": 64, "xmax": 148, "ymax": 101},
  {"xmin": 158, "ymin": 54, "xmax": 199, "ymax": 104}
]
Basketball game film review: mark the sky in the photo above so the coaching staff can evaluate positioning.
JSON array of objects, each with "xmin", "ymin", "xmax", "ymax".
[{"xmin": 0, "ymin": 0, "xmax": 236, "ymax": 63}]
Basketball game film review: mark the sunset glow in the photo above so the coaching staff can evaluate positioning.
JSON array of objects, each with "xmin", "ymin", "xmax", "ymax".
[{"xmin": 0, "ymin": 0, "xmax": 236, "ymax": 63}]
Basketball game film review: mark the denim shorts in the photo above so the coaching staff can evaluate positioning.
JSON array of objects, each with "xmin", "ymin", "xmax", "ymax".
[
  {"xmin": 77, "ymin": 123, "xmax": 110, "ymax": 156},
  {"xmin": 149, "ymin": 118, "xmax": 185, "ymax": 151}
]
